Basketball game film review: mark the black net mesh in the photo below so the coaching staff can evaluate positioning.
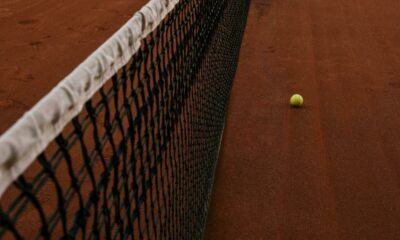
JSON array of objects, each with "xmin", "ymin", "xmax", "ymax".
[{"xmin": 0, "ymin": 0, "xmax": 249, "ymax": 239}]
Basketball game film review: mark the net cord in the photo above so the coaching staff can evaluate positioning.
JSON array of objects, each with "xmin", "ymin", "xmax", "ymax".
[{"xmin": 0, "ymin": 0, "xmax": 179, "ymax": 198}]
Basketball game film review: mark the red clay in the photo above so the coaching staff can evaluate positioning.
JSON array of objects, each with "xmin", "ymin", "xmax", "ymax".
[
  {"xmin": 0, "ymin": 1, "xmax": 152, "ymax": 238},
  {"xmin": 2, "ymin": 0, "xmax": 400, "ymax": 239},
  {"xmin": 205, "ymin": 0, "xmax": 400, "ymax": 239},
  {"xmin": 0, "ymin": 0, "xmax": 148, "ymax": 134}
]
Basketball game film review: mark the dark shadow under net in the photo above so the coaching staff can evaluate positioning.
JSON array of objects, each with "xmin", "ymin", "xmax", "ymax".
[{"xmin": 0, "ymin": 0, "xmax": 249, "ymax": 239}]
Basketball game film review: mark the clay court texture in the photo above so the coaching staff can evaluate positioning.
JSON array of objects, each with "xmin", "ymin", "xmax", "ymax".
[
  {"xmin": 1, "ymin": 0, "xmax": 400, "ymax": 239},
  {"xmin": 0, "ymin": 0, "xmax": 148, "ymax": 134}
]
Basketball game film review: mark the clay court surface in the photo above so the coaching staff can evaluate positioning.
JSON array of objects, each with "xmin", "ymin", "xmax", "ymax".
[
  {"xmin": 205, "ymin": 0, "xmax": 400, "ymax": 239},
  {"xmin": 2, "ymin": 0, "xmax": 400, "ymax": 239},
  {"xmin": 0, "ymin": 0, "xmax": 148, "ymax": 134}
]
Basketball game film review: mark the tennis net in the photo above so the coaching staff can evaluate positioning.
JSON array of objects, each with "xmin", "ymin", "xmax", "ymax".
[{"xmin": 0, "ymin": 0, "xmax": 249, "ymax": 239}]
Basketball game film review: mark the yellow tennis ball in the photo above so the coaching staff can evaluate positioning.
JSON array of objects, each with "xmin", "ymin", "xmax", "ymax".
[{"xmin": 290, "ymin": 94, "xmax": 303, "ymax": 107}]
